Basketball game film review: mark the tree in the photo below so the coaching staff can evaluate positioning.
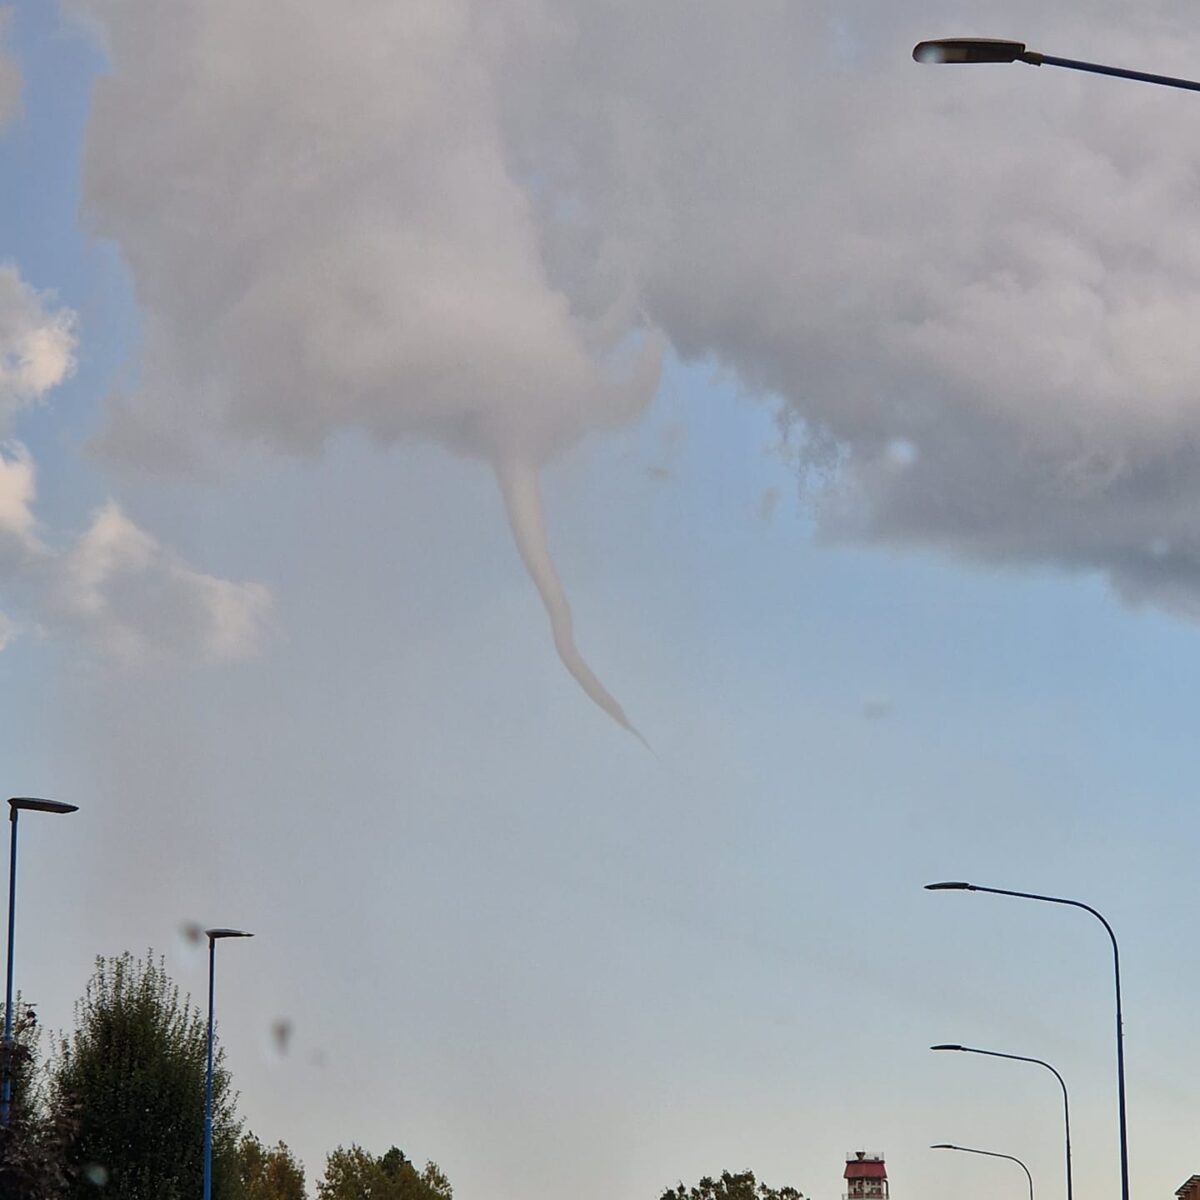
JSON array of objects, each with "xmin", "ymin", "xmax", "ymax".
[
  {"xmin": 1, "ymin": 994, "xmax": 41, "ymax": 1115},
  {"xmin": 0, "ymin": 999, "xmax": 76, "ymax": 1200},
  {"xmin": 50, "ymin": 951, "xmax": 243, "ymax": 1200},
  {"xmin": 660, "ymin": 1169, "xmax": 805, "ymax": 1200},
  {"xmin": 317, "ymin": 1144, "xmax": 452, "ymax": 1200},
  {"xmin": 238, "ymin": 1132, "xmax": 308, "ymax": 1200}
]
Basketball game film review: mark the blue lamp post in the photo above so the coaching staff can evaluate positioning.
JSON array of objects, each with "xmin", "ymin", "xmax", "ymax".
[
  {"xmin": 2, "ymin": 796, "xmax": 78, "ymax": 1128},
  {"xmin": 926, "ymin": 882, "xmax": 1127, "ymax": 1200},
  {"xmin": 931, "ymin": 1044, "xmax": 1072, "ymax": 1200},
  {"xmin": 203, "ymin": 928, "xmax": 253, "ymax": 1200},
  {"xmin": 931, "ymin": 1143, "xmax": 1034, "ymax": 1200}
]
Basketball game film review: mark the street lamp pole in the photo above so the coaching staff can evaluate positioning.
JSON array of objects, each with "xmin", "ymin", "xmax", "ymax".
[
  {"xmin": 910, "ymin": 39, "xmax": 1177, "ymax": 1195},
  {"xmin": 203, "ymin": 928, "xmax": 253, "ymax": 1200},
  {"xmin": 2, "ymin": 797, "xmax": 78, "ymax": 1128},
  {"xmin": 912, "ymin": 37, "xmax": 1200, "ymax": 94},
  {"xmin": 926, "ymin": 882, "xmax": 1127, "ymax": 1200},
  {"xmin": 931, "ymin": 1044, "xmax": 1072, "ymax": 1200},
  {"xmin": 932, "ymin": 1143, "xmax": 1035, "ymax": 1200}
]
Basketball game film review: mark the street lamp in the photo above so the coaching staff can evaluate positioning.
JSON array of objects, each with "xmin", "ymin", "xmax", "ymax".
[
  {"xmin": 932, "ymin": 1143, "xmax": 1034, "ymax": 1200},
  {"xmin": 926, "ymin": 882, "xmax": 1127, "ymax": 1200},
  {"xmin": 931, "ymin": 1043, "xmax": 1072, "ymax": 1200},
  {"xmin": 2, "ymin": 796, "xmax": 78, "ymax": 1128},
  {"xmin": 912, "ymin": 38, "xmax": 1200, "ymax": 93},
  {"xmin": 203, "ymin": 928, "xmax": 253, "ymax": 1200}
]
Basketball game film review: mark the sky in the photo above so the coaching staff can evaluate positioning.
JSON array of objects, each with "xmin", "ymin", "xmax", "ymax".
[{"xmin": 5, "ymin": 1, "xmax": 1200, "ymax": 1198}]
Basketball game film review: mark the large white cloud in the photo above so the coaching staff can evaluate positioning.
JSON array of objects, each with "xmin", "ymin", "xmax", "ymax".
[
  {"xmin": 80, "ymin": 0, "xmax": 658, "ymax": 468},
  {"xmin": 74, "ymin": 0, "xmax": 1200, "ymax": 645}
]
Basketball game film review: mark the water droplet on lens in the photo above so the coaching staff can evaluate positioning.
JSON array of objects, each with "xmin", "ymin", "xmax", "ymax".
[
  {"xmin": 758, "ymin": 487, "xmax": 781, "ymax": 523},
  {"xmin": 885, "ymin": 438, "xmax": 918, "ymax": 469},
  {"xmin": 83, "ymin": 1162, "xmax": 109, "ymax": 1187}
]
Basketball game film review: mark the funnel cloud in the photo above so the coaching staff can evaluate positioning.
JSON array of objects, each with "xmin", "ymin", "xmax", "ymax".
[
  {"xmin": 68, "ymin": 0, "xmax": 1200, "ymax": 713},
  {"xmin": 496, "ymin": 456, "xmax": 647, "ymax": 744}
]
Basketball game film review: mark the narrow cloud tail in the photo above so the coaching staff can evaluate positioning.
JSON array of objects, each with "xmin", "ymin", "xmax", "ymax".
[{"xmin": 495, "ymin": 456, "xmax": 649, "ymax": 749}]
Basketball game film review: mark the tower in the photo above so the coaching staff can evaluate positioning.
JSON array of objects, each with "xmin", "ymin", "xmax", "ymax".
[{"xmin": 845, "ymin": 1151, "xmax": 888, "ymax": 1200}]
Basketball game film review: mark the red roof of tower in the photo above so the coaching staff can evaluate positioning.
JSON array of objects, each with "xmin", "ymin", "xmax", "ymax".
[{"xmin": 845, "ymin": 1155, "xmax": 887, "ymax": 1181}]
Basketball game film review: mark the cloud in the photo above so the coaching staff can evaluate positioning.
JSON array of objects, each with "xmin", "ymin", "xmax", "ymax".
[
  {"xmin": 498, "ymin": 1, "xmax": 1200, "ymax": 615},
  {"xmin": 0, "ymin": 609, "xmax": 15, "ymax": 651},
  {"xmin": 0, "ymin": 439, "xmax": 271, "ymax": 664},
  {"xmin": 79, "ymin": 1, "xmax": 658, "ymax": 467},
  {"xmin": 0, "ymin": 9, "xmax": 20, "ymax": 132},
  {"xmin": 74, "ymin": 0, "xmax": 1200, "ymax": 654},
  {"xmin": 0, "ymin": 264, "xmax": 76, "ymax": 420},
  {"xmin": 0, "ymin": 439, "xmax": 38, "ymax": 545},
  {"xmin": 52, "ymin": 501, "xmax": 272, "ymax": 664},
  {"xmin": 0, "ymin": 263, "xmax": 271, "ymax": 663}
]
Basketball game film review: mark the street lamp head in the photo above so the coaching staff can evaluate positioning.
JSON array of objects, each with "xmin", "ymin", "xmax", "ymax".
[
  {"xmin": 8, "ymin": 797, "xmax": 78, "ymax": 816},
  {"xmin": 931, "ymin": 1044, "xmax": 965, "ymax": 1051},
  {"xmin": 931, "ymin": 1144, "xmax": 960, "ymax": 1151},
  {"xmin": 925, "ymin": 881, "xmax": 975, "ymax": 891},
  {"xmin": 205, "ymin": 928, "xmax": 254, "ymax": 941},
  {"xmin": 913, "ymin": 39, "xmax": 1028, "ymax": 65}
]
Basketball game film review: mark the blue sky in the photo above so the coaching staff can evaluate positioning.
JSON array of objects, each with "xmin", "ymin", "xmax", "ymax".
[{"xmin": 5, "ymin": 3, "xmax": 1200, "ymax": 1200}]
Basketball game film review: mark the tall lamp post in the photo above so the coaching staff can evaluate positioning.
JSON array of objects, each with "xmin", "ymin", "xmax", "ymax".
[
  {"xmin": 932, "ymin": 1143, "xmax": 1035, "ymax": 1200},
  {"xmin": 2, "ymin": 796, "xmax": 78, "ymax": 1128},
  {"xmin": 912, "ymin": 37, "xmax": 1200, "ymax": 93},
  {"xmin": 931, "ymin": 1043, "xmax": 1072, "ymax": 1200},
  {"xmin": 203, "ymin": 928, "xmax": 253, "ymax": 1200},
  {"xmin": 910, "ymin": 41, "xmax": 1182, "ymax": 1197},
  {"xmin": 926, "ymin": 882, "xmax": 1127, "ymax": 1200}
]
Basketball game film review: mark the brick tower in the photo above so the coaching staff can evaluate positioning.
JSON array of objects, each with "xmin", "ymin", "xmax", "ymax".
[{"xmin": 844, "ymin": 1151, "xmax": 888, "ymax": 1200}]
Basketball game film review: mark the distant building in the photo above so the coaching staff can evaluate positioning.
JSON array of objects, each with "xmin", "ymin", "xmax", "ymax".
[
  {"xmin": 1176, "ymin": 1176, "xmax": 1200, "ymax": 1200},
  {"xmin": 845, "ymin": 1151, "xmax": 888, "ymax": 1200}
]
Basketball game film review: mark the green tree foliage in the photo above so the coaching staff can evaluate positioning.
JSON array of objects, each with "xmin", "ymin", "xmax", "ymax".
[
  {"xmin": 660, "ymin": 1169, "xmax": 805, "ymax": 1200},
  {"xmin": 238, "ymin": 1132, "xmax": 308, "ymax": 1200},
  {"xmin": 317, "ymin": 1144, "xmax": 452, "ymax": 1200},
  {"xmin": 0, "ymin": 1000, "xmax": 77, "ymax": 1200},
  {"xmin": 50, "ymin": 951, "xmax": 242, "ymax": 1200},
  {"xmin": 2, "ymin": 996, "xmax": 40, "ymax": 1113}
]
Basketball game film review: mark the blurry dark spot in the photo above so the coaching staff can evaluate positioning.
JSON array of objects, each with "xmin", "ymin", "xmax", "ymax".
[
  {"xmin": 860, "ymin": 692, "xmax": 893, "ymax": 720},
  {"xmin": 758, "ymin": 487, "xmax": 781, "ymax": 523},
  {"xmin": 658, "ymin": 420, "xmax": 686, "ymax": 452},
  {"xmin": 271, "ymin": 1018, "xmax": 293, "ymax": 1056}
]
